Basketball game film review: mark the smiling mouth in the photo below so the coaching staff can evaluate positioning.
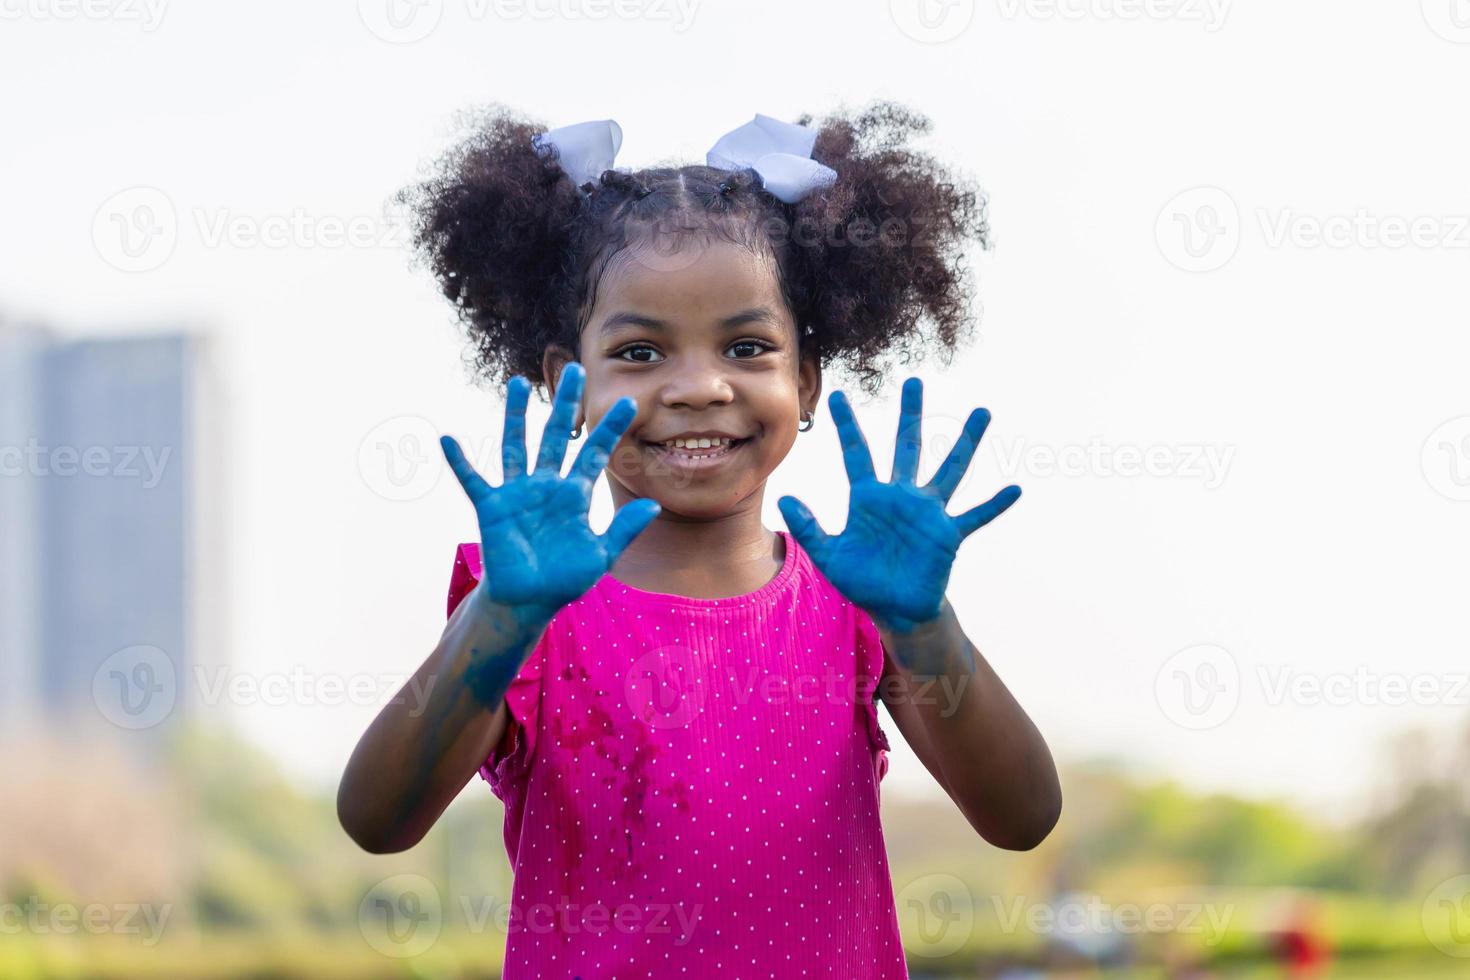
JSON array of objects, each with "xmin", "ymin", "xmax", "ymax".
[{"xmin": 639, "ymin": 436, "xmax": 753, "ymax": 465}]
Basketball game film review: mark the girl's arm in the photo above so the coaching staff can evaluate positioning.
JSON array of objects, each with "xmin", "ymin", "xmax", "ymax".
[
  {"xmin": 337, "ymin": 587, "xmax": 549, "ymax": 854},
  {"xmin": 777, "ymin": 380, "xmax": 1059, "ymax": 851},
  {"xmin": 336, "ymin": 365, "xmax": 659, "ymax": 854},
  {"xmin": 875, "ymin": 597, "xmax": 1061, "ymax": 851}
]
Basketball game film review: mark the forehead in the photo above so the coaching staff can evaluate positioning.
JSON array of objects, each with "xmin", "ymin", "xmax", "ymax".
[{"xmin": 589, "ymin": 236, "xmax": 790, "ymax": 326}]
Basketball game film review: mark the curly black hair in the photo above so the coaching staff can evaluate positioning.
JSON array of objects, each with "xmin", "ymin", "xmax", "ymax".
[{"xmin": 396, "ymin": 100, "xmax": 990, "ymax": 398}]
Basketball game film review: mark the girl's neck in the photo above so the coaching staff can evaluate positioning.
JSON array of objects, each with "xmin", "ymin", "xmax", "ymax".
[{"xmin": 606, "ymin": 504, "xmax": 785, "ymax": 600}]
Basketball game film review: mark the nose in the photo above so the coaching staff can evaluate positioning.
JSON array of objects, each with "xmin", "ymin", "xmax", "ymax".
[{"xmin": 658, "ymin": 354, "xmax": 735, "ymax": 411}]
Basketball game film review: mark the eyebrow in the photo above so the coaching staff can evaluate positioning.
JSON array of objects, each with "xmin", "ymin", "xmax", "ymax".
[{"xmin": 598, "ymin": 307, "xmax": 781, "ymax": 337}]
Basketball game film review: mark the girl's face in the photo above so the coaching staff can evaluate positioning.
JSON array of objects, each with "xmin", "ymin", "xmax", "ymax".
[{"xmin": 543, "ymin": 236, "xmax": 821, "ymax": 520}]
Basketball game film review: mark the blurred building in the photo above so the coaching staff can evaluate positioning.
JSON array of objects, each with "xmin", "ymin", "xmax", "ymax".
[{"xmin": 0, "ymin": 322, "xmax": 225, "ymax": 741}]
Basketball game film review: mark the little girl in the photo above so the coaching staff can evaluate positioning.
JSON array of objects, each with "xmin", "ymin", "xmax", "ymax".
[{"xmin": 339, "ymin": 102, "xmax": 1061, "ymax": 978}]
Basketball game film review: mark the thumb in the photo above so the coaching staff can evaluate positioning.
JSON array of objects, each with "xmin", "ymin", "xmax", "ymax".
[
  {"xmin": 601, "ymin": 498, "xmax": 661, "ymax": 566},
  {"xmin": 777, "ymin": 495, "xmax": 831, "ymax": 564}
]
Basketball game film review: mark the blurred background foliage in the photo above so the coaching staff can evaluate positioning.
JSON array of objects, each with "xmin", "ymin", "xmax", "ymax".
[{"xmin": 3, "ymin": 721, "xmax": 1469, "ymax": 977}]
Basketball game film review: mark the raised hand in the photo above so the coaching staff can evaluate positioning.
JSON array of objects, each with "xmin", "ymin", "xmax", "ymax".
[
  {"xmin": 777, "ymin": 377, "xmax": 1020, "ymax": 636},
  {"xmin": 440, "ymin": 362, "xmax": 661, "ymax": 624}
]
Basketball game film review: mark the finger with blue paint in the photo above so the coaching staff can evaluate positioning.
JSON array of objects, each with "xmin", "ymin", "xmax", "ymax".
[
  {"xmin": 777, "ymin": 376, "xmax": 1020, "ymax": 636},
  {"xmin": 441, "ymin": 362, "xmax": 662, "ymax": 626}
]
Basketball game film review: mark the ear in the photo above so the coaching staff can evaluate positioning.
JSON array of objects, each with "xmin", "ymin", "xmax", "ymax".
[
  {"xmin": 797, "ymin": 346, "xmax": 822, "ymax": 423},
  {"xmin": 541, "ymin": 344, "xmax": 583, "ymax": 431}
]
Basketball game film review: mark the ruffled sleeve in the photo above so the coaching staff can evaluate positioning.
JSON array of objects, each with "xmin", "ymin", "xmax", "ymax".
[
  {"xmin": 446, "ymin": 543, "xmax": 550, "ymax": 793},
  {"xmin": 853, "ymin": 606, "xmax": 893, "ymax": 782}
]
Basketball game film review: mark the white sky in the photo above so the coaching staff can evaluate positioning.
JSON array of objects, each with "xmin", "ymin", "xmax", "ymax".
[{"xmin": 3, "ymin": 0, "xmax": 1469, "ymax": 822}]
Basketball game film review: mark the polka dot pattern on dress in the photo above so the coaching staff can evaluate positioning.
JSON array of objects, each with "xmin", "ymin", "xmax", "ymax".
[{"xmin": 446, "ymin": 530, "xmax": 907, "ymax": 979}]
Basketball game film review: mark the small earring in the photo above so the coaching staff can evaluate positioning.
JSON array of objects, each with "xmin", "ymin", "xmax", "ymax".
[
  {"xmin": 798, "ymin": 410, "xmax": 814, "ymax": 432},
  {"xmin": 571, "ymin": 421, "xmax": 584, "ymax": 439}
]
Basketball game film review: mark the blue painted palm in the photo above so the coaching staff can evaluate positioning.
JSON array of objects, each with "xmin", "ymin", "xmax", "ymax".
[
  {"xmin": 440, "ymin": 362, "xmax": 661, "ymax": 623},
  {"xmin": 778, "ymin": 377, "xmax": 1021, "ymax": 636}
]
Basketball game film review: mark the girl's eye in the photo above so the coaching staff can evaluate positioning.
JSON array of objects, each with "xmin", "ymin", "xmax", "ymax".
[
  {"xmin": 615, "ymin": 341, "xmax": 772, "ymax": 363},
  {"xmin": 615, "ymin": 344, "xmax": 663, "ymax": 363},
  {"xmin": 728, "ymin": 340, "xmax": 773, "ymax": 358}
]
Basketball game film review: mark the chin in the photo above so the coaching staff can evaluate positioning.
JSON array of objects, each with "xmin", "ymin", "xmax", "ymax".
[{"xmin": 633, "ymin": 489, "xmax": 753, "ymax": 522}]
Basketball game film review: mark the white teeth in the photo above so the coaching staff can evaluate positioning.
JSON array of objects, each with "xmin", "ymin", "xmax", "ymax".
[{"xmin": 664, "ymin": 436, "xmax": 732, "ymax": 449}]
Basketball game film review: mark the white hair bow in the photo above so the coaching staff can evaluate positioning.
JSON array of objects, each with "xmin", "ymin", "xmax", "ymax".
[
  {"xmin": 532, "ymin": 113, "xmax": 836, "ymax": 204},
  {"xmin": 705, "ymin": 113, "xmax": 837, "ymax": 204},
  {"xmin": 530, "ymin": 119, "xmax": 624, "ymax": 188}
]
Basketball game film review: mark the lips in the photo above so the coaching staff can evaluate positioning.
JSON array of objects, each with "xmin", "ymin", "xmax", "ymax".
[{"xmin": 639, "ymin": 435, "xmax": 752, "ymax": 471}]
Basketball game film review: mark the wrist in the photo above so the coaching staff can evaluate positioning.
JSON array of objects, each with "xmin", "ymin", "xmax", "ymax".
[
  {"xmin": 467, "ymin": 583, "xmax": 558, "ymax": 637},
  {"xmin": 454, "ymin": 588, "xmax": 555, "ymax": 708},
  {"xmin": 875, "ymin": 595, "xmax": 952, "ymax": 638}
]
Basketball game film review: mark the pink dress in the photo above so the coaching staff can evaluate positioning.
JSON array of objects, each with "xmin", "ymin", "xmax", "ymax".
[{"xmin": 446, "ymin": 530, "xmax": 908, "ymax": 978}]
